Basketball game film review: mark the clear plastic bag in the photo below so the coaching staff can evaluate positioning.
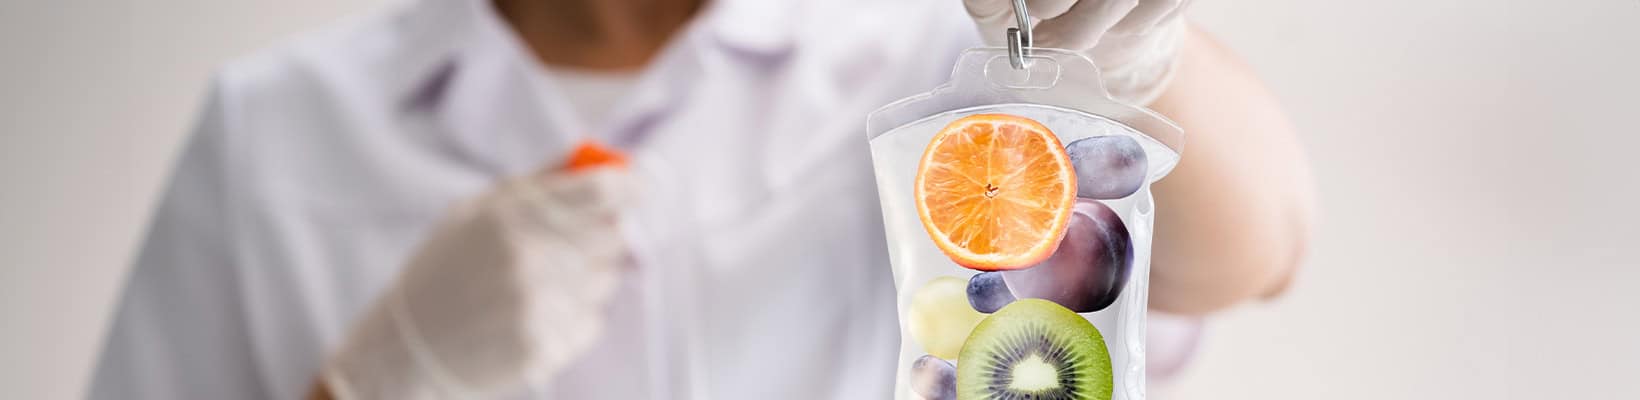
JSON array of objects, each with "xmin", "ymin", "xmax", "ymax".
[{"xmin": 866, "ymin": 47, "xmax": 1183, "ymax": 400}]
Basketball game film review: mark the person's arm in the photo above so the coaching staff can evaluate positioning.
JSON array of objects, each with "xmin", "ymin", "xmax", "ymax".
[
  {"xmin": 87, "ymin": 77, "xmax": 272, "ymax": 400},
  {"xmin": 960, "ymin": 1, "xmax": 1314, "ymax": 315},
  {"xmin": 1145, "ymin": 25, "xmax": 1316, "ymax": 315}
]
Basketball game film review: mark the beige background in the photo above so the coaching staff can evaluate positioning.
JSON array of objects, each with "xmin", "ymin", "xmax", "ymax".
[{"xmin": 3, "ymin": 1, "xmax": 1637, "ymax": 399}]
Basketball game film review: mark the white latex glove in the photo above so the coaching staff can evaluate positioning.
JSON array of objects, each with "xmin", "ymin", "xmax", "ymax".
[
  {"xmin": 323, "ymin": 166, "xmax": 632, "ymax": 400},
  {"xmin": 964, "ymin": 0, "xmax": 1191, "ymax": 105}
]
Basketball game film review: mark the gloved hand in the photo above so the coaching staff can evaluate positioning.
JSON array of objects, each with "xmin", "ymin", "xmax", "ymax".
[
  {"xmin": 322, "ymin": 162, "xmax": 632, "ymax": 399},
  {"xmin": 964, "ymin": 0, "xmax": 1191, "ymax": 105}
]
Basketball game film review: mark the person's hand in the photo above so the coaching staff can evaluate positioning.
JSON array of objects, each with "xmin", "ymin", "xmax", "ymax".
[
  {"xmin": 321, "ymin": 158, "xmax": 632, "ymax": 399},
  {"xmin": 963, "ymin": 0, "xmax": 1191, "ymax": 105}
]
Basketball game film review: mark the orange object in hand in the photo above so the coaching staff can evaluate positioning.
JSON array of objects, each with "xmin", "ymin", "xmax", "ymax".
[{"xmin": 563, "ymin": 140, "xmax": 628, "ymax": 171}]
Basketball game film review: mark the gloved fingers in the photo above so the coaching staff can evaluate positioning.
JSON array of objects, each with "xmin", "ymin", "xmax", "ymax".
[
  {"xmin": 542, "ymin": 220, "xmax": 626, "ymax": 272},
  {"xmin": 1108, "ymin": 0, "xmax": 1188, "ymax": 36},
  {"xmin": 498, "ymin": 167, "xmax": 634, "ymax": 233},
  {"xmin": 520, "ymin": 296, "xmax": 606, "ymax": 382},
  {"xmin": 963, "ymin": 0, "xmax": 1016, "ymax": 46},
  {"xmin": 536, "ymin": 167, "xmax": 636, "ymax": 216},
  {"xmin": 965, "ymin": 0, "xmax": 1081, "ymax": 23},
  {"xmin": 524, "ymin": 246, "xmax": 619, "ymax": 317},
  {"xmin": 516, "ymin": 240, "xmax": 619, "ymax": 379},
  {"xmin": 436, "ymin": 167, "xmax": 632, "ymax": 285},
  {"xmin": 963, "ymin": 0, "xmax": 1079, "ymax": 46},
  {"xmin": 508, "ymin": 219, "xmax": 625, "ymax": 283},
  {"xmin": 1091, "ymin": 18, "xmax": 1184, "ymax": 71},
  {"xmin": 527, "ymin": 202, "xmax": 620, "ymax": 243},
  {"xmin": 1033, "ymin": 0, "xmax": 1140, "ymax": 50},
  {"xmin": 1027, "ymin": 0, "xmax": 1082, "ymax": 20}
]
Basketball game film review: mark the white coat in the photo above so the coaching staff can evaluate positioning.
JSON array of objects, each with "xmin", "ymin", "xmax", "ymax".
[{"xmin": 87, "ymin": 0, "xmax": 1198, "ymax": 398}]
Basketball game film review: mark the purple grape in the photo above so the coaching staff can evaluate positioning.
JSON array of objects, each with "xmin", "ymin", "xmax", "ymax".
[
  {"xmin": 911, "ymin": 355, "xmax": 957, "ymax": 400},
  {"xmin": 966, "ymin": 272, "xmax": 1016, "ymax": 313},
  {"xmin": 1066, "ymin": 135, "xmax": 1148, "ymax": 199},
  {"xmin": 1001, "ymin": 199, "xmax": 1133, "ymax": 313}
]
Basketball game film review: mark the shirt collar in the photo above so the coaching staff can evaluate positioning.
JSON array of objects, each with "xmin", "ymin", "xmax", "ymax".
[
  {"xmin": 707, "ymin": 0, "xmax": 799, "ymax": 56},
  {"xmin": 389, "ymin": 0, "xmax": 799, "ymax": 177}
]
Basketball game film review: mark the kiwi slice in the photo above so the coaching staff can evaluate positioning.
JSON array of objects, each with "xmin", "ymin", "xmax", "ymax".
[{"xmin": 956, "ymin": 299, "xmax": 1112, "ymax": 400}]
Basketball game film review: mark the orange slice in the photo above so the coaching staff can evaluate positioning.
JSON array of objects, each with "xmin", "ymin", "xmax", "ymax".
[
  {"xmin": 915, "ymin": 114, "xmax": 1076, "ymax": 271},
  {"xmin": 563, "ymin": 139, "xmax": 628, "ymax": 171}
]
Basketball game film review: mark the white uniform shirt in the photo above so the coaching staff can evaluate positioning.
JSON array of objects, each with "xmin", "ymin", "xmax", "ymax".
[
  {"xmin": 88, "ymin": 0, "xmax": 1197, "ymax": 398},
  {"xmin": 538, "ymin": 67, "xmax": 639, "ymax": 134}
]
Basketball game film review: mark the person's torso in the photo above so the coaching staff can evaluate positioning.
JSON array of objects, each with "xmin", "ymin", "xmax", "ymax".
[{"xmin": 212, "ymin": 0, "xmax": 979, "ymax": 398}]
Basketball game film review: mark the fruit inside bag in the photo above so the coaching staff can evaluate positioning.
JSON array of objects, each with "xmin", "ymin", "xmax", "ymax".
[{"xmin": 866, "ymin": 48, "xmax": 1182, "ymax": 400}]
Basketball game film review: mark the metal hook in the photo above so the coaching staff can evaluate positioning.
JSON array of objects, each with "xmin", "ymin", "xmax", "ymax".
[{"xmin": 1006, "ymin": 0, "xmax": 1032, "ymax": 69}]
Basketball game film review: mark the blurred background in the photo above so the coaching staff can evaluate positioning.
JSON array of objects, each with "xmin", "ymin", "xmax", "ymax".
[{"xmin": 3, "ymin": 0, "xmax": 1637, "ymax": 398}]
